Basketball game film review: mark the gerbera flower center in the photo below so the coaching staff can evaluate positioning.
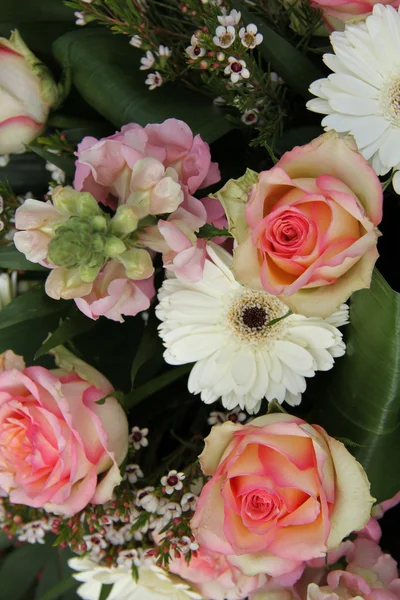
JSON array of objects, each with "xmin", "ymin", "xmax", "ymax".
[
  {"xmin": 226, "ymin": 290, "xmax": 288, "ymax": 345},
  {"xmin": 381, "ymin": 76, "xmax": 400, "ymax": 126}
]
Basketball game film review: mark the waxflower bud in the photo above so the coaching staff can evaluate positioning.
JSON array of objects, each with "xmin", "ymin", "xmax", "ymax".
[{"xmin": 0, "ymin": 30, "xmax": 59, "ymax": 155}]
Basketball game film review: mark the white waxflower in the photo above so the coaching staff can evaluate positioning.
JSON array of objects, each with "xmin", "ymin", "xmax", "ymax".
[
  {"xmin": 241, "ymin": 108, "xmax": 259, "ymax": 125},
  {"xmin": 105, "ymin": 524, "xmax": 133, "ymax": 546},
  {"xmin": 213, "ymin": 96, "xmax": 226, "ymax": 106},
  {"xmin": 129, "ymin": 426, "xmax": 149, "ymax": 450},
  {"xmin": 239, "ymin": 23, "xmax": 263, "ymax": 48},
  {"xmin": 158, "ymin": 502, "xmax": 182, "ymax": 526},
  {"xmin": 270, "ymin": 71, "xmax": 284, "ymax": 85},
  {"xmin": 0, "ymin": 155, "xmax": 9, "ymax": 167},
  {"xmin": 45, "ymin": 162, "xmax": 65, "ymax": 185},
  {"xmin": 158, "ymin": 45, "xmax": 171, "ymax": 58},
  {"xmin": 69, "ymin": 556, "xmax": 202, "ymax": 600},
  {"xmin": 136, "ymin": 487, "xmax": 159, "ymax": 513},
  {"xmin": 17, "ymin": 521, "xmax": 47, "ymax": 544},
  {"xmin": 160, "ymin": 470, "xmax": 185, "ymax": 495},
  {"xmin": 130, "ymin": 35, "xmax": 142, "ymax": 48},
  {"xmin": 124, "ymin": 463, "xmax": 144, "ymax": 484},
  {"xmin": 177, "ymin": 536, "xmax": 199, "ymax": 554},
  {"xmin": 224, "ymin": 57, "xmax": 250, "ymax": 83},
  {"xmin": 307, "ymin": 4, "xmax": 400, "ymax": 189},
  {"xmin": 140, "ymin": 50, "xmax": 155, "ymax": 70},
  {"xmin": 156, "ymin": 244, "xmax": 349, "ymax": 414},
  {"xmin": 145, "ymin": 71, "xmax": 163, "ymax": 90},
  {"xmin": 0, "ymin": 272, "xmax": 17, "ymax": 310},
  {"xmin": 74, "ymin": 11, "xmax": 86, "ymax": 26},
  {"xmin": 208, "ymin": 407, "xmax": 247, "ymax": 425},
  {"xmin": 218, "ymin": 8, "xmax": 241, "ymax": 26},
  {"xmin": 181, "ymin": 493, "xmax": 198, "ymax": 512},
  {"xmin": 83, "ymin": 534, "xmax": 108, "ymax": 560},
  {"xmin": 213, "ymin": 25, "xmax": 236, "ymax": 49},
  {"xmin": 186, "ymin": 35, "xmax": 206, "ymax": 60},
  {"xmin": 117, "ymin": 549, "xmax": 141, "ymax": 569}
]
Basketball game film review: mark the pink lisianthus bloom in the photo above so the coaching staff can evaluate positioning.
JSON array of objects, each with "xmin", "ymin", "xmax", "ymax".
[
  {"xmin": 74, "ymin": 119, "xmax": 220, "ymax": 214},
  {"xmin": 232, "ymin": 133, "xmax": 382, "ymax": 317},
  {"xmin": 0, "ymin": 351, "xmax": 128, "ymax": 516},
  {"xmin": 169, "ymin": 546, "xmax": 267, "ymax": 600},
  {"xmin": 308, "ymin": 537, "xmax": 400, "ymax": 600},
  {"xmin": 191, "ymin": 413, "xmax": 374, "ymax": 580},
  {"xmin": 75, "ymin": 261, "xmax": 155, "ymax": 322},
  {"xmin": 310, "ymin": 0, "xmax": 400, "ymax": 30}
]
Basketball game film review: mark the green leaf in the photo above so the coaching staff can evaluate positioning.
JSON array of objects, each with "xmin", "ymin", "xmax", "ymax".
[
  {"xmin": 28, "ymin": 143, "xmax": 75, "ymax": 179},
  {"xmin": 36, "ymin": 576, "xmax": 76, "ymax": 600},
  {"xmin": 231, "ymin": 1, "xmax": 324, "ymax": 98},
  {"xmin": 0, "ymin": 153, "xmax": 49, "ymax": 195},
  {"xmin": 0, "ymin": 532, "xmax": 12, "ymax": 551},
  {"xmin": 0, "ymin": 286, "xmax": 68, "ymax": 331},
  {"xmin": 34, "ymin": 306, "xmax": 96, "ymax": 359},
  {"xmin": 124, "ymin": 364, "xmax": 192, "ymax": 410},
  {"xmin": 0, "ymin": 244, "xmax": 47, "ymax": 271},
  {"xmin": 99, "ymin": 585, "xmax": 113, "ymax": 600},
  {"xmin": 0, "ymin": 543, "xmax": 52, "ymax": 600},
  {"xmin": 275, "ymin": 126, "xmax": 323, "ymax": 155},
  {"xmin": 0, "ymin": 0, "xmax": 74, "ymax": 23},
  {"xmin": 130, "ymin": 309, "xmax": 164, "ymax": 388},
  {"xmin": 52, "ymin": 29, "xmax": 233, "ymax": 143},
  {"xmin": 312, "ymin": 270, "xmax": 400, "ymax": 502}
]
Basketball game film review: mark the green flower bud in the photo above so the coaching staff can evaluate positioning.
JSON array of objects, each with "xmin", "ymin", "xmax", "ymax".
[
  {"xmin": 91, "ymin": 215, "xmax": 109, "ymax": 233},
  {"xmin": 47, "ymin": 216, "xmax": 104, "ymax": 270},
  {"xmin": 104, "ymin": 236, "xmax": 127, "ymax": 258},
  {"xmin": 52, "ymin": 187, "xmax": 102, "ymax": 219},
  {"xmin": 79, "ymin": 264, "xmax": 102, "ymax": 283},
  {"xmin": 110, "ymin": 205, "xmax": 139, "ymax": 236},
  {"xmin": 118, "ymin": 248, "xmax": 154, "ymax": 280}
]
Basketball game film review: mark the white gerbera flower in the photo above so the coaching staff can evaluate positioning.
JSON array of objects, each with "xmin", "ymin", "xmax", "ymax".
[
  {"xmin": 156, "ymin": 245, "xmax": 348, "ymax": 414},
  {"xmin": 69, "ymin": 556, "xmax": 202, "ymax": 600},
  {"xmin": 307, "ymin": 4, "xmax": 400, "ymax": 183}
]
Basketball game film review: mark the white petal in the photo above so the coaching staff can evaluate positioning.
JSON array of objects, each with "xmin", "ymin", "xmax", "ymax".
[{"xmin": 274, "ymin": 340, "xmax": 315, "ymax": 375}]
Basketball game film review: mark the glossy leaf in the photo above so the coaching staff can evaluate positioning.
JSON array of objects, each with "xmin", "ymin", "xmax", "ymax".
[
  {"xmin": 35, "ymin": 306, "xmax": 95, "ymax": 359},
  {"xmin": 0, "ymin": 244, "xmax": 47, "ymax": 271},
  {"xmin": 0, "ymin": 153, "xmax": 49, "ymax": 195},
  {"xmin": 0, "ymin": 543, "xmax": 52, "ymax": 600},
  {"xmin": 28, "ymin": 143, "xmax": 75, "ymax": 179},
  {"xmin": 0, "ymin": 286, "xmax": 68, "ymax": 331},
  {"xmin": 1, "ymin": 0, "xmax": 74, "ymax": 23},
  {"xmin": 312, "ymin": 270, "xmax": 400, "ymax": 502},
  {"xmin": 52, "ymin": 29, "xmax": 233, "ymax": 143},
  {"xmin": 231, "ymin": 1, "xmax": 323, "ymax": 98}
]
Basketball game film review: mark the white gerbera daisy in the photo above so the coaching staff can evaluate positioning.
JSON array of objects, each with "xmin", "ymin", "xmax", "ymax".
[
  {"xmin": 156, "ymin": 245, "xmax": 348, "ymax": 414},
  {"xmin": 307, "ymin": 4, "xmax": 400, "ymax": 183}
]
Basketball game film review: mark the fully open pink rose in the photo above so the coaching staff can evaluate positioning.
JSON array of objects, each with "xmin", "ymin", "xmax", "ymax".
[
  {"xmin": 191, "ymin": 413, "xmax": 374, "ymax": 579},
  {"xmin": 170, "ymin": 547, "xmax": 267, "ymax": 600},
  {"xmin": 310, "ymin": 0, "xmax": 400, "ymax": 29},
  {"xmin": 233, "ymin": 133, "xmax": 382, "ymax": 317},
  {"xmin": 74, "ymin": 261, "xmax": 155, "ymax": 322},
  {"xmin": 0, "ymin": 353, "xmax": 128, "ymax": 516},
  {"xmin": 74, "ymin": 119, "xmax": 220, "ymax": 213}
]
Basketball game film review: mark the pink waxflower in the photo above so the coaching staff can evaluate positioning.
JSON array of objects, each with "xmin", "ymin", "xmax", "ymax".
[
  {"xmin": 191, "ymin": 413, "xmax": 374, "ymax": 580},
  {"xmin": 310, "ymin": 0, "xmax": 400, "ymax": 30},
  {"xmin": 74, "ymin": 119, "xmax": 220, "ymax": 213},
  {"xmin": 0, "ymin": 349, "xmax": 128, "ymax": 516},
  {"xmin": 74, "ymin": 261, "xmax": 155, "ymax": 322}
]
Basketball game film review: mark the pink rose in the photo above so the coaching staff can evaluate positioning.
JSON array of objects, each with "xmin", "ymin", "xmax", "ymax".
[
  {"xmin": 74, "ymin": 119, "xmax": 220, "ymax": 212},
  {"xmin": 170, "ymin": 547, "xmax": 267, "ymax": 600},
  {"xmin": 310, "ymin": 0, "xmax": 400, "ymax": 29},
  {"xmin": 191, "ymin": 413, "xmax": 374, "ymax": 579},
  {"xmin": 232, "ymin": 133, "xmax": 382, "ymax": 317},
  {"xmin": 0, "ymin": 351, "xmax": 128, "ymax": 516},
  {"xmin": 74, "ymin": 261, "xmax": 155, "ymax": 322}
]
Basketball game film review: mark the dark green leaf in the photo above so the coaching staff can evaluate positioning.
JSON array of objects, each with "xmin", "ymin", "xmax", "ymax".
[
  {"xmin": 52, "ymin": 29, "xmax": 233, "ymax": 143},
  {"xmin": 0, "ymin": 532, "xmax": 12, "ymax": 551},
  {"xmin": 35, "ymin": 306, "xmax": 96, "ymax": 359},
  {"xmin": 130, "ymin": 309, "xmax": 164, "ymax": 388},
  {"xmin": 197, "ymin": 224, "xmax": 231, "ymax": 239},
  {"xmin": 0, "ymin": 245, "xmax": 47, "ymax": 271},
  {"xmin": 0, "ymin": 315, "xmax": 65, "ymax": 365},
  {"xmin": 0, "ymin": 0, "xmax": 74, "ymax": 23},
  {"xmin": 125, "ymin": 364, "xmax": 192, "ymax": 410},
  {"xmin": 0, "ymin": 153, "xmax": 49, "ymax": 195},
  {"xmin": 312, "ymin": 270, "xmax": 400, "ymax": 502},
  {"xmin": 232, "ymin": 1, "xmax": 324, "ymax": 98},
  {"xmin": 36, "ymin": 576, "xmax": 76, "ymax": 600},
  {"xmin": 28, "ymin": 144, "xmax": 75, "ymax": 179},
  {"xmin": 0, "ymin": 286, "xmax": 68, "ymax": 331},
  {"xmin": 275, "ymin": 126, "xmax": 323, "ymax": 155},
  {"xmin": 0, "ymin": 543, "xmax": 52, "ymax": 600},
  {"xmin": 99, "ymin": 585, "xmax": 113, "ymax": 600}
]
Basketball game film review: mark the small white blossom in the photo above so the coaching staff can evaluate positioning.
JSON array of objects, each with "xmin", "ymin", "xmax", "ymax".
[
  {"xmin": 83, "ymin": 534, "xmax": 108, "ymax": 560},
  {"xmin": 105, "ymin": 524, "xmax": 132, "ymax": 546},
  {"xmin": 82, "ymin": 0, "xmax": 93, "ymax": 3},
  {"xmin": 213, "ymin": 25, "xmax": 236, "ymax": 49},
  {"xmin": 186, "ymin": 35, "xmax": 206, "ymax": 60},
  {"xmin": 129, "ymin": 426, "xmax": 149, "ymax": 450},
  {"xmin": 181, "ymin": 493, "xmax": 198, "ymax": 512},
  {"xmin": 145, "ymin": 71, "xmax": 163, "ymax": 90},
  {"xmin": 136, "ymin": 487, "xmax": 159, "ymax": 513},
  {"xmin": 117, "ymin": 549, "xmax": 141, "ymax": 570},
  {"xmin": 130, "ymin": 35, "xmax": 142, "ymax": 48},
  {"xmin": 18, "ymin": 521, "xmax": 47, "ymax": 544},
  {"xmin": 224, "ymin": 57, "xmax": 250, "ymax": 83},
  {"xmin": 178, "ymin": 536, "xmax": 199, "ymax": 554},
  {"xmin": 241, "ymin": 108, "xmax": 259, "ymax": 125},
  {"xmin": 158, "ymin": 502, "xmax": 182, "ymax": 525},
  {"xmin": 124, "ymin": 463, "xmax": 144, "ymax": 484},
  {"xmin": 0, "ymin": 155, "xmax": 9, "ymax": 167},
  {"xmin": 160, "ymin": 470, "xmax": 185, "ymax": 495},
  {"xmin": 0, "ymin": 272, "xmax": 17, "ymax": 310},
  {"xmin": 213, "ymin": 96, "xmax": 226, "ymax": 106},
  {"xmin": 218, "ymin": 8, "xmax": 241, "ymax": 26},
  {"xmin": 158, "ymin": 45, "xmax": 171, "ymax": 57},
  {"xmin": 46, "ymin": 162, "xmax": 65, "ymax": 185},
  {"xmin": 239, "ymin": 23, "xmax": 263, "ymax": 48},
  {"xmin": 270, "ymin": 71, "xmax": 284, "ymax": 85},
  {"xmin": 74, "ymin": 11, "xmax": 86, "ymax": 26},
  {"xmin": 140, "ymin": 50, "xmax": 155, "ymax": 70}
]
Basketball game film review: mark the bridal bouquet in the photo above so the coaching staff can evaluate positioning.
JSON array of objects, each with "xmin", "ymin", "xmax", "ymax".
[{"xmin": 0, "ymin": 0, "xmax": 399, "ymax": 599}]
